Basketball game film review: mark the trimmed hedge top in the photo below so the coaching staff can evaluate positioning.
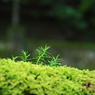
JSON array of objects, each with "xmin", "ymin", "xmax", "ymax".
[{"xmin": 0, "ymin": 59, "xmax": 95, "ymax": 95}]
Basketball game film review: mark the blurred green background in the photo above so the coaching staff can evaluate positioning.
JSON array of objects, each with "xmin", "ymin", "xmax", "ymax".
[{"xmin": 0, "ymin": 0, "xmax": 95, "ymax": 70}]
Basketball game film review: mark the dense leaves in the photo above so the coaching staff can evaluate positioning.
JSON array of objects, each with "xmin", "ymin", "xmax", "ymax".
[
  {"xmin": 0, "ymin": 59, "xmax": 95, "ymax": 95},
  {"xmin": 1, "ymin": 0, "xmax": 95, "ymax": 41}
]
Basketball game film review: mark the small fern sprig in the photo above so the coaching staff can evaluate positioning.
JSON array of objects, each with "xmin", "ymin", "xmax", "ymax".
[
  {"xmin": 11, "ymin": 55, "xmax": 18, "ymax": 61},
  {"xmin": 48, "ymin": 55, "xmax": 62, "ymax": 66},
  {"xmin": 33, "ymin": 45, "xmax": 62, "ymax": 66},
  {"xmin": 11, "ymin": 50, "xmax": 31, "ymax": 62},
  {"xmin": 34, "ymin": 45, "xmax": 51, "ymax": 64},
  {"xmin": 11, "ymin": 45, "xmax": 62, "ymax": 66},
  {"xmin": 18, "ymin": 50, "xmax": 31, "ymax": 62}
]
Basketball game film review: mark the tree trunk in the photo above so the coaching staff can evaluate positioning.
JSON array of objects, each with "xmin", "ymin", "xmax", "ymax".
[
  {"xmin": 8, "ymin": 0, "xmax": 25, "ymax": 52},
  {"xmin": 12, "ymin": 0, "xmax": 20, "ymax": 25}
]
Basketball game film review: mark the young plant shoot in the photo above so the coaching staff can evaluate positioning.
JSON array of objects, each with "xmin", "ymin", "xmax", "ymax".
[{"xmin": 11, "ymin": 45, "xmax": 62, "ymax": 66}]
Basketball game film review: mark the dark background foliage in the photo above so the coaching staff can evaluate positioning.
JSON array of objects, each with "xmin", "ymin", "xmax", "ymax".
[
  {"xmin": 0, "ymin": 0, "xmax": 95, "ymax": 41},
  {"xmin": 0, "ymin": 0, "xmax": 95, "ymax": 69}
]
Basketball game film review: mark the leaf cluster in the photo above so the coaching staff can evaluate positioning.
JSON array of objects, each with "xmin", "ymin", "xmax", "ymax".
[
  {"xmin": 0, "ymin": 59, "xmax": 95, "ymax": 95},
  {"xmin": 11, "ymin": 45, "xmax": 62, "ymax": 67}
]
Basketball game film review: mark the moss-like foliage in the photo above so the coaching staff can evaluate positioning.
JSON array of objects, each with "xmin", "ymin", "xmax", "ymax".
[{"xmin": 0, "ymin": 59, "xmax": 95, "ymax": 95}]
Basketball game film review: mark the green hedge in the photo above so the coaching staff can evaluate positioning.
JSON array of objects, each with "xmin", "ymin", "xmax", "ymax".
[{"xmin": 0, "ymin": 59, "xmax": 95, "ymax": 95}]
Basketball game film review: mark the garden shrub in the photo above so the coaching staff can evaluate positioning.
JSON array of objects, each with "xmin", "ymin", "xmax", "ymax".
[{"xmin": 0, "ymin": 59, "xmax": 95, "ymax": 95}]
